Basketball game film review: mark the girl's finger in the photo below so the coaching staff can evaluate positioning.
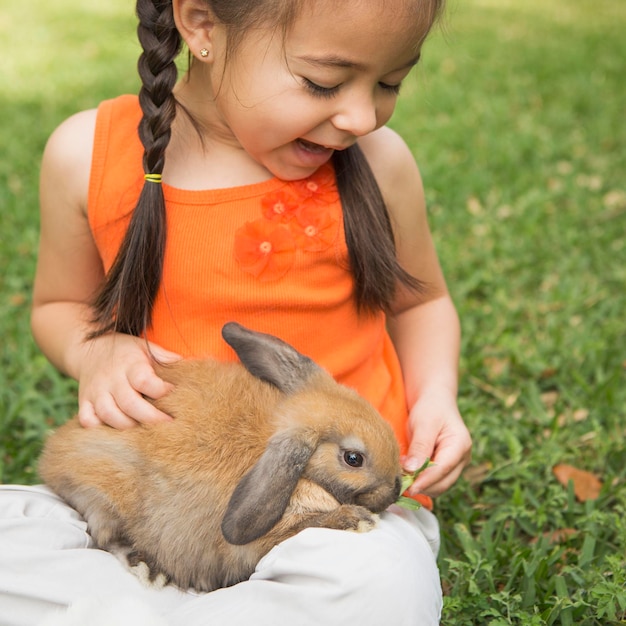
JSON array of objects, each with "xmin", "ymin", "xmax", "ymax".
[
  {"xmin": 403, "ymin": 420, "xmax": 438, "ymax": 474},
  {"xmin": 148, "ymin": 344, "xmax": 182, "ymax": 365},
  {"xmin": 409, "ymin": 461, "xmax": 464, "ymax": 497},
  {"xmin": 115, "ymin": 390, "xmax": 173, "ymax": 426},
  {"xmin": 77, "ymin": 400, "xmax": 103, "ymax": 429},
  {"xmin": 91, "ymin": 393, "xmax": 141, "ymax": 430},
  {"xmin": 127, "ymin": 363, "xmax": 174, "ymax": 401},
  {"xmin": 410, "ymin": 437, "xmax": 472, "ymax": 496}
]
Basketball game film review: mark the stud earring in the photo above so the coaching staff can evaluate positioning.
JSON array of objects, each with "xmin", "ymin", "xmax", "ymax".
[{"xmin": 200, "ymin": 48, "xmax": 209, "ymax": 58}]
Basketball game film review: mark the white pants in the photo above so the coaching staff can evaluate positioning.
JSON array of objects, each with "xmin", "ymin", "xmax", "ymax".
[{"xmin": 0, "ymin": 485, "xmax": 442, "ymax": 626}]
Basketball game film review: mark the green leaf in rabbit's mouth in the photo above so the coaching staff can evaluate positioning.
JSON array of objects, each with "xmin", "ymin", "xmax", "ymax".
[{"xmin": 395, "ymin": 458, "xmax": 434, "ymax": 510}]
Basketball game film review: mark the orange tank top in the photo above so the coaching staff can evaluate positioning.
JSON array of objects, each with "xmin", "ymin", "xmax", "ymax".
[{"xmin": 88, "ymin": 95, "xmax": 412, "ymax": 456}]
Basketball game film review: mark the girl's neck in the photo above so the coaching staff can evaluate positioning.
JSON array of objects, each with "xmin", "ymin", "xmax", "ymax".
[{"xmin": 165, "ymin": 75, "xmax": 274, "ymax": 191}]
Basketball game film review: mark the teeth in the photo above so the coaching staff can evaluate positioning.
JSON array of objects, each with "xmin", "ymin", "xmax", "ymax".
[{"xmin": 298, "ymin": 139, "xmax": 328, "ymax": 153}]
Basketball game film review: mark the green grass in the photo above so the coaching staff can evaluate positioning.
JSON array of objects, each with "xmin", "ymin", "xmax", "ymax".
[{"xmin": 1, "ymin": 1, "xmax": 625, "ymax": 623}]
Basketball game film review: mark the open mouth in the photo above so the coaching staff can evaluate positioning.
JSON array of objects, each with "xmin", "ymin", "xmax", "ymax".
[{"xmin": 296, "ymin": 138, "xmax": 332, "ymax": 154}]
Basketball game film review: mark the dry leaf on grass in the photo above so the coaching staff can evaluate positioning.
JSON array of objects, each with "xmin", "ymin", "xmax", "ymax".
[
  {"xmin": 539, "ymin": 367, "xmax": 558, "ymax": 379},
  {"xmin": 9, "ymin": 293, "xmax": 26, "ymax": 306},
  {"xmin": 463, "ymin": 462, "xmax": 492, "ymax": 486},
  {"xmin": 553, "ymin": 464, "xmax": 602, "ymax": 501},
  {"xmin": 541, "ymin": 390, "xmax": 560, "ymax": 409},
  {"xmin": 572, "ymin": 408, "xmax": 590, "ymax": 422},
  {"xmin": 531, "ymin": 528, "xmax": 578, "ymax": 545},
  {"xmin": 483, "ymin": 356, "xmax": 509, "ymax": 379}
]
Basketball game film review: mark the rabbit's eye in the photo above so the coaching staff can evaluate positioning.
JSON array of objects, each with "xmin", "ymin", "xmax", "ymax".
[{"xmin": 343, "ymin": 451, "xmax": 364, "ymax": 468}]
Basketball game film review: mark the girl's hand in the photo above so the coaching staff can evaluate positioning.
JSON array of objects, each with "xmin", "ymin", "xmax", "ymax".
[
  {"xmin": 75, "ymin": 333, "xmax": 182, "ymax": 430},
  {"xmin": 402, "ymin": 388, "xmax": 472, "ymax": 498}
]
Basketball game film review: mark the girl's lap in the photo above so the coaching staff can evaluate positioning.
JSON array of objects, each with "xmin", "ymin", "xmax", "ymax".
[{"xmin": 0, "ymin": 484, "xmax": 441, "ymax": 626}]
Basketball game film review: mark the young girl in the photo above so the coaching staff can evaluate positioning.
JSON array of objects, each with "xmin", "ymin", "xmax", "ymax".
[{"xmin": 0, "ymin": 0, "xmax": 471, "ymax": 624}]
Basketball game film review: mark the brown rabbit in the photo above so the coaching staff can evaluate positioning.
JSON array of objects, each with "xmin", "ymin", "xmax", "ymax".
[{"xmin": 39, "ymin": 323, "xmax": 402, "ymax": 592}]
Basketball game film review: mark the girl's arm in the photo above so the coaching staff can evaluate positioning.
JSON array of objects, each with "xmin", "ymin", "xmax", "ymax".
[
  {"xmin": 387, "ymin": 295, "xmax": 471, "ymax": 496},
  {"xmin": 33, "ymin": 111, "xmax": 178, "ymax": 429},
  {"xmin": 359, "ymin": 127, "xmax": 472, "ymax": 497}
]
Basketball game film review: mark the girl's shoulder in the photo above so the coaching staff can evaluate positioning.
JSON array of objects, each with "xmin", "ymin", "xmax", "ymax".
[
  {"xmin": 43, "ymin": 95, "xmax": 139, "ymax": 186},
  {"xmin": 42, "ymin": 96, "xmax": 139, "ymax": 213},
  {"xmin": 357, "ymin": 124, "xmax": 415, "ymax": 169},
  {"xmin": 46, "ymin": 108, "xmax": 98, "ymax": 155},
  {"xmin": 357, "ymin": 125, "xmax": 426, "ymax": 220},
  {"xmin": 42, "ymin": 108, "xmax": 98, "ymax": 213}
]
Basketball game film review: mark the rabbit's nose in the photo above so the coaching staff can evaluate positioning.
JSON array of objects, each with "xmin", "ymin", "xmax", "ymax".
[{"xmin": 394, "ymin": 476, "xmax": 402, "ymax": 498}]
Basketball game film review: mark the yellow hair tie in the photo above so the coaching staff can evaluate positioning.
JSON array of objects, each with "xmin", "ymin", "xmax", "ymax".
[{"xmin": 144, "ymin": 173, "xmax": 162, "ymax": 184}]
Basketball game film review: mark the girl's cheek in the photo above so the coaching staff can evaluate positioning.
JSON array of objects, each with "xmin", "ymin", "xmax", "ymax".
[{"xmin": 378, "ymin": 101, "xmax": 398, "ymax": 128}]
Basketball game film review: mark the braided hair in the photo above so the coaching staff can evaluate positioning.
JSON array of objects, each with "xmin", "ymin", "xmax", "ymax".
[
  {"xmin": 90, "ymin": 0, "xmax": 180, "ymax": 338},
  {"xmin": 90, "ymin": 0, "xmax": 442, "ymax": 338}
]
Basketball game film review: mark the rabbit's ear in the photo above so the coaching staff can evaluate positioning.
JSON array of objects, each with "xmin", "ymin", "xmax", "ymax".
[
  {"xmin": 221, "ymin": 430, "xmax": 317, "ymax": 545},
  {"xmin": 222, "ymin": 322, "xmax": 319, "ymax": 394}
]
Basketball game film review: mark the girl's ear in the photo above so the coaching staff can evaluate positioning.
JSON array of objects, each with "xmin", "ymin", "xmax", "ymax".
[{"xmin": 172, "ymin": 0, "xmax": 218, "ymax": 61}]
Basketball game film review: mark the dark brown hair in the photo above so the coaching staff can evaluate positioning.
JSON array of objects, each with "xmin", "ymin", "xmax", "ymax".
[{"xmin": 90, "ymin": 0, "xmax": 443, "ymax": 338}]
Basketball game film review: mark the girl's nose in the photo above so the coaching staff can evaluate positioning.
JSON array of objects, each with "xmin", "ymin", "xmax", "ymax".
[{"xmin": 331, "ymin": 94, "xmax": 379, "ymax": 137}]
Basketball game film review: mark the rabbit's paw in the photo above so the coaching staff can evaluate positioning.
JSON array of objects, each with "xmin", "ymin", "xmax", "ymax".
[
  {"xmin": 130, "ymin": 560, "xmax": 170, "ymax": 589},
  {"xmin": 112, "ymin": 546, "xmax": 170, "ymax": 589},
  {"xmin": 331, "ymin": 504, "xmax": 379, "ymax": 533},
  {"xmin": 356, "ymin": 512, "xmax": 380, "ymax": 533}
]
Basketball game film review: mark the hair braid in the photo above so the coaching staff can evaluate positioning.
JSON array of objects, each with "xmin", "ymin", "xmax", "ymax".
[
  {"xmin": 90, "ymin": 0, "xmax": 181, "ymax": 338},
  {"xmin": 136, "ymin": 0, "xmax": 180, "ymax": 175}
]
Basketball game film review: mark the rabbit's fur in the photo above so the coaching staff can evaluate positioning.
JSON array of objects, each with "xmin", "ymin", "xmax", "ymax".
[{"xmin": 39, "ymin": 323, "xmax": 402, "ymax": 592}]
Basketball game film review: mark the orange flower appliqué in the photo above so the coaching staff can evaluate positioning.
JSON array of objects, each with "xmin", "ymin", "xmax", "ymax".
[
  {"xmin": 291, "ymin": 164, "xmax": 339, "ymax": 206},
  {"xmin": 234, "ymin": 219, "xmax": 296, "ymax": 281},
  {"xmin": 235, "ymin": 167, "xmax": 341, "ymax": 281},
  {"xmin": 261, "ymin": 190, "xmax": 299, "ymax": 223},
  {"xmin": 293, "ymin": 203, "xmax": 339, "ymax": 252}
]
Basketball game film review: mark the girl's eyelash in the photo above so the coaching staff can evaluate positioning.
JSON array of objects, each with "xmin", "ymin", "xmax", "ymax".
[
  {"xmin": 379, "ymin": 82, "xmax": 402, "ymax": 95},
  {"xmin": 302, "ymin": 79, "xmax": 402, "ymax": 98},
  {"xmin": 302, "ymin": 78, "xmax": 340, "ymax": 99}
]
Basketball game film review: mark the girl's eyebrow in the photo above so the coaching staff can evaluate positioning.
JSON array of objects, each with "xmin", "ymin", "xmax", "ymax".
[{"xmin": 296, "ymin": 53, "xmax": 421, "ymax": 72}]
